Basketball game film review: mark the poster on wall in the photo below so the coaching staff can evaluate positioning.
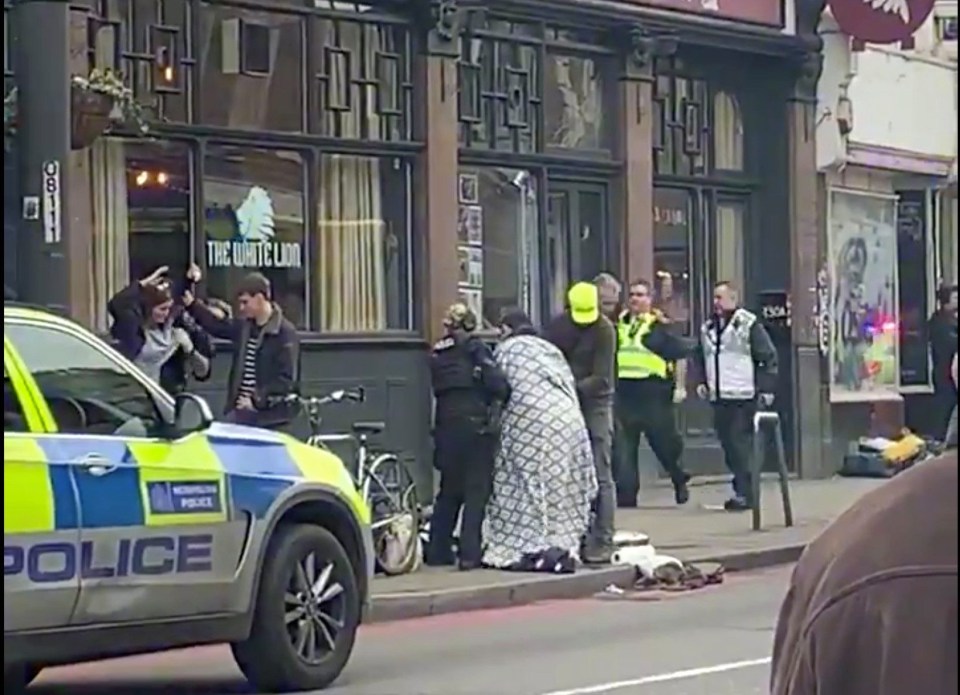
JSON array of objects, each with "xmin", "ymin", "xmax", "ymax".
[
  {"xmin": 457, "ymin": 204, "xmax": 483, "ymax": 246},
  {"xmin": 827, "ymin": 189, "xmax": 901, "ymax": 403}
]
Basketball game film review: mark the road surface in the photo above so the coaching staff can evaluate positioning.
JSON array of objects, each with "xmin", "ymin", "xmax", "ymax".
[{"xmin": 32, "ymin": 565, "xmax": 791, "ymax": 695}]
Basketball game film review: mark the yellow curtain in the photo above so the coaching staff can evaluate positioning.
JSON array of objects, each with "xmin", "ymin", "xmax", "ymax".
[
  {"xmin": 314, "ymin": 19, "xmax": 388, "ymax": 331},
  {"xmin": 88, "ymin": 139, "xmax": 130, "ymax": 333},
  {"xmin": 715, "ymin": 202, "xmax": 744, "ymax": 290}
]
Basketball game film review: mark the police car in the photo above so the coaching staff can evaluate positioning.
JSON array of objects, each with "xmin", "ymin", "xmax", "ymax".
[{"xmin": 3, "ymin": 303, "xmax": 373, "ymax": 692}]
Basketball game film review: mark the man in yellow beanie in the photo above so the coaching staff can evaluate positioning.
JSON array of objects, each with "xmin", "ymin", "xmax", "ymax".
[{"xmin": 544, "ymin": 282, "xmax": 618, "ymax": 564}]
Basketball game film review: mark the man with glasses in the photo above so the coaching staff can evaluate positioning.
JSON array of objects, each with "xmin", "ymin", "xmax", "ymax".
[
  {"xmin": 614, "ymin": 279, "xmax": 693, "ymax": 507},
  {"xmin": 693, "ymin": 281, "xmax": 778, "ymax": 511}
]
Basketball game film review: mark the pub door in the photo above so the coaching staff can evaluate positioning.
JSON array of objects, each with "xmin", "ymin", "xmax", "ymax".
[{"xmin": 544, "ymin": 179, "xmax": 610, "ymax": 317}]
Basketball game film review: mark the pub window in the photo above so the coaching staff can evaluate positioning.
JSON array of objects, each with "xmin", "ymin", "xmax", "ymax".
[
  {"xmin": 458, "ymin": 20, "xmax": 542, "ymax": 153},
  {"xmin": 202, "ymin": 144, "xmax": 307, "ymax": 329},
  {"xmin": 88, "ymin": 138, "xmax": 192, "ymax": 332},
  {"xmin": 715, "ymin": 199, "xmax": 747, "ymax": 292},
  {"xmin": 653, "ymin": 187, "xmax": 693, "ymax": 333},
  {"xmin": 652, "ymin": 73, "xmax": 709, "ymax": 177},
  {"xmin": 84, "ymin": 0, "xmax": 192, "ymax": 124},
  {"xmin": 309, "ymin": 8, "xmax": 414, "ymax": 143},
  {"xmin": 197, "ymin": 3, "xmax": 305, "ymax": 133},
  {"xmin": 313, "ymin": 155, "xmax": 412, "ymax": 332},
  {"xmin": 713, "ymin": 90, "xmax": 744, "ymax": 172},
  {"xmin": 456, "ymin": 167, "xmax": 539, "ymax": 329},
  {"xmin": 544, "ymin": 27, "xmax": 610, "ymax": 151}
]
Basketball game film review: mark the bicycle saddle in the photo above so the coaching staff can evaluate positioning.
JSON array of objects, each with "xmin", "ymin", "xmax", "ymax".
[{"xmin": 352, "ymin": 421, "xmax": 385, "ymax": 435}]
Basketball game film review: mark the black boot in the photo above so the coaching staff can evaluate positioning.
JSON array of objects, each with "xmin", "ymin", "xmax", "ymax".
[{"xmin": 672, "ymin": 472, "xmax": 691, "ymax": 505}]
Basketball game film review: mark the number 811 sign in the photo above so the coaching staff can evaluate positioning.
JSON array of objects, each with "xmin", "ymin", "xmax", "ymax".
[{"xmin": 42, "ymin": 160, "xmax": 62, "ymax": 245}]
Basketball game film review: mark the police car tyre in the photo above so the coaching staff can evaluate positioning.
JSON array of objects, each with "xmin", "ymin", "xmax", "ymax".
[
  {"xmin": 231, "ymin": 523, "xmax": 360, "ymax": 692},
  {"xmin": 4, "ymin": 662, "xmax": 42, "ymax": 691}
]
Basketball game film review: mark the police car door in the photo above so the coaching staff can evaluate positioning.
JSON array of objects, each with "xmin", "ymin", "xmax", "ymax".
[
  {"xmin": 4, "ymin": 343, "xmax": 81, "ymax": 632},
  {"xmin": 4, "ymin": 319, "xmax": 244, "ymax": 626}
]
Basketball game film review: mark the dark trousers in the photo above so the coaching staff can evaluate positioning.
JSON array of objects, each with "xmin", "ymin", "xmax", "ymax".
[
  {"xmin": 933, "ymin": 384, "xmax": 958, "ymax": 440},
  {"xmin": 615, "ymin": 398, "xmax": 685, "ymax": 505},
  {"xmin": 428, "ymin": 420, "xmax": 495, "ymax": 565},
  {"xmin": 712, "ymin": 399, "xmax": 756, "ymax": 501}
]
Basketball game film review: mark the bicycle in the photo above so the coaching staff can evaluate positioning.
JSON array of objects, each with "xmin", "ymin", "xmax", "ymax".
[{"xmin": 273, "ymin": 388, "xmax": 421, "ymax": 576}]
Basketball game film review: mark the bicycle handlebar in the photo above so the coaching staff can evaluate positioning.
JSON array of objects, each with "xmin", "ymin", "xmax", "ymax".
[{"xmin": 268, "ymin": 387, "xmax": 365, "ymax": 409}]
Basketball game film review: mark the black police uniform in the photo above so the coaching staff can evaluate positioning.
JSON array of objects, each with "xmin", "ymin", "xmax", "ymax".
[{"xmin": 428, "ymin": 333, "xmax": 509, "ymax": 568}]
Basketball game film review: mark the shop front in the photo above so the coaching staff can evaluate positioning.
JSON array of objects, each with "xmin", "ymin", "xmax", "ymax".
[{"xmin": 6, "ymin": 0, "xmax": 823, "ymax": 489}]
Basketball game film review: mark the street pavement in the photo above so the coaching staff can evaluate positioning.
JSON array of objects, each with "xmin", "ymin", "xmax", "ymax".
[
  {"xmin": 373, "ymin": 477, "xmax": 880, "ymax": 618},
  {"xmin": 32, "ymin": 564, "xmax": 791, "ymax": 694}
]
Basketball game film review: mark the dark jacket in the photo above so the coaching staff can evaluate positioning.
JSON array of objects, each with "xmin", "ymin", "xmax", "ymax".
[
  {"xmin": 431, "ymin": 332, "xmax": 510, "ymax": 430},
  {"xmin": 692, "ymin": 309, "xmax": 778, "ymax": 397},
  {"xmin": 107, "ymin": 281, "xmax": 214, "ymax": 395},
  {"xmin": 188, "ymin": 300, "xmax": 299, "ymax": 428},
  {"xmin": 929, "ymin": 309, "xmax": 958, "ymax": 393},
  {"xmin": 770, "ymin": 447, "xmax": 958, "ymax": 695},
  {"xmin": 543, "ymin": 313, "xmax": 616, "ymax": 411}
]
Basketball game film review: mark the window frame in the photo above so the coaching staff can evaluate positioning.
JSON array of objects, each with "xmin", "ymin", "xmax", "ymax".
[
  {"xmin": 81, "ymin": 0, "xmax": 424, "ymax": 337},
  {"xmin": 4, "ymin": 317, "xmax": 176, "ymax": 439},
  {"xmin": 896, "ymin": 188, "xmax": 939, "ymax": 394}
]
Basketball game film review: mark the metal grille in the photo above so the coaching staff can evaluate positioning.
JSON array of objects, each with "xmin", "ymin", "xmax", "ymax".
[
  {"xmin": 82, "ymin": 0, "xmax": 193, "ymax": 123},
  {"xmin": 311, "ymin": 10, "xmax": 414, "ymax": 142},
  {"xmin": 652, "ymin": 72, "xmax": 709, "ymax": 177},
  {"xmin": 458, "ymin": 22, "xmax": 543, "ymax": 153}
]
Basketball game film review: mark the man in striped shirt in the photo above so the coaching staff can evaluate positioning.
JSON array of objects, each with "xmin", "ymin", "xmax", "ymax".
[{"xmin": 185, "ymin": 272, "xmax": 299, "ymax": 429}]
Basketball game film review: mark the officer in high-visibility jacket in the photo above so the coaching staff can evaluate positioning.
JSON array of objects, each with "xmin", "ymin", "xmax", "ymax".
[{"xmin": 614, "ymin": 279, "xmax": 693, "ymax": 507}]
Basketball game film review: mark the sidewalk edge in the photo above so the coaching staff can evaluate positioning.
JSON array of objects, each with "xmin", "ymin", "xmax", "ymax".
[{"xmin": 369, "ymin": 543, "xmax": 805, "ymax": 623}]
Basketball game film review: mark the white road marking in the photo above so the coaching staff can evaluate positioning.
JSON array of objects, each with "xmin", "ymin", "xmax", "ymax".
[{"xmin": 538, "ymin": 657, "xmax": 773, "ymax": 695}]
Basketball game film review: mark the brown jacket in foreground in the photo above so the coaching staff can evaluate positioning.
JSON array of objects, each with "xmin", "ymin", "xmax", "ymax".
[{"xmin": 770, "ymin": 447, "xmax": 958, "ymax": 695}]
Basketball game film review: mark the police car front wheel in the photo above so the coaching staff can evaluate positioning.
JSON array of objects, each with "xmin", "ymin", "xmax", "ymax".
[{"xmin": 231, "ymin": 523, "xmax": 360, "ymax": 692}]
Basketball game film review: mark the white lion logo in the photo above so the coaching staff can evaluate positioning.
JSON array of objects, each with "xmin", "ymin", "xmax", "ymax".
[{"xmin": 235, "ymin": 186, "xmax": 275, "ymax": 242}]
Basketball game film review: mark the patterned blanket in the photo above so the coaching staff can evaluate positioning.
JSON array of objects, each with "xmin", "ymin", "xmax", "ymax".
[{"xmin": 482, "ymin": 334, "xmax": 597, "ymax": 569}]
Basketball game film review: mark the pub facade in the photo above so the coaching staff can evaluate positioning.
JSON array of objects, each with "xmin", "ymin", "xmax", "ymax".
[{"xmin": 4, "ymin": 0, "xmax": 830, "ymax": 489}]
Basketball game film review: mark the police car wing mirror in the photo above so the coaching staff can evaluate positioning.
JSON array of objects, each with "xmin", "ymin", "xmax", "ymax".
[{"xmin": 172, "ymin": 393, "xmax": 213, "ymax": 435}]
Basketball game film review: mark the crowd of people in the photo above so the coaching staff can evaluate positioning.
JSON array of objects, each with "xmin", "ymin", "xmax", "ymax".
[{"xmin": 427, "ymin": 273, "xmax": 780, "ymax": 572}]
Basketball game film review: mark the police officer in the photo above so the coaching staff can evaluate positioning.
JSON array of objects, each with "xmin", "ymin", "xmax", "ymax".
[
  {"xmin": 427, "ymin": 303, "xmax": 510, "ymax": 570},
  {"xmin": 614, "ymin": 279, "xmax": 692, "ymax": 507},
  {"xmin": 694, "ymin": 281, "xmax": 778, "ymax": 511}
]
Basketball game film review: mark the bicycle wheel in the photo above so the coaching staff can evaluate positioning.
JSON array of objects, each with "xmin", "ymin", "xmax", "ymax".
[{"xmin": 365, "ymin": 454, "xmax": 421, "ymax": 576}]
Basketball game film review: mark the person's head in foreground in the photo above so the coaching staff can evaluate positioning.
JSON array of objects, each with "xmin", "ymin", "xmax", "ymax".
[{"xmin": 770, "ymin": 374, "xmax": 958, "ymax": 694}]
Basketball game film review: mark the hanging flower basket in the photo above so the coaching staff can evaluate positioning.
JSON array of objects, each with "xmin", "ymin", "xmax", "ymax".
[
  {"xmin": 4, "ymin": 69, "xmax": 150, "ymax": 152},
  {"xmin": 70, "ymin": 84, "xmax": 114, "ymax": 150}
]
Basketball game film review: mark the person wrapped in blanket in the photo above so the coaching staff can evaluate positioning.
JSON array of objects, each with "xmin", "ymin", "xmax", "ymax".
[
  {"xmin": 107, "ymin": 264, "xmax": 213, "ymax": 394},
  {"xmin": 482, "ymin": 307, "xmax": 598, "ymax": 574}
]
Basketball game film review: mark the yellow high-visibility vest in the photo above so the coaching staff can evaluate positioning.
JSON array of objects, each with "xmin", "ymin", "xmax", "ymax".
[{"xmin": 617, "ymin": 311, "xmax": 669, "ymax": 380}]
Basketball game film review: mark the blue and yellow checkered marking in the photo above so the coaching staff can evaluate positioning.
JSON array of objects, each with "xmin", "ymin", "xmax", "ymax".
[{"xmin": 4, "ymin": 425, "xmax": 364, "ymax": 535}]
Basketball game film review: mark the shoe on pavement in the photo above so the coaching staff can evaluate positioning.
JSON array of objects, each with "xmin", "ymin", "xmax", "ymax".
[
  {"xmin": 458, "ymin": 559, "xmax": 482, "ymax": 571},
  {"xmin": 723, "ymin": 496, "xmax": 751, "ymax": 512},
  {"xmin": 581, "ymin": 546, "xmax": 615, "ymax": 565}
]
